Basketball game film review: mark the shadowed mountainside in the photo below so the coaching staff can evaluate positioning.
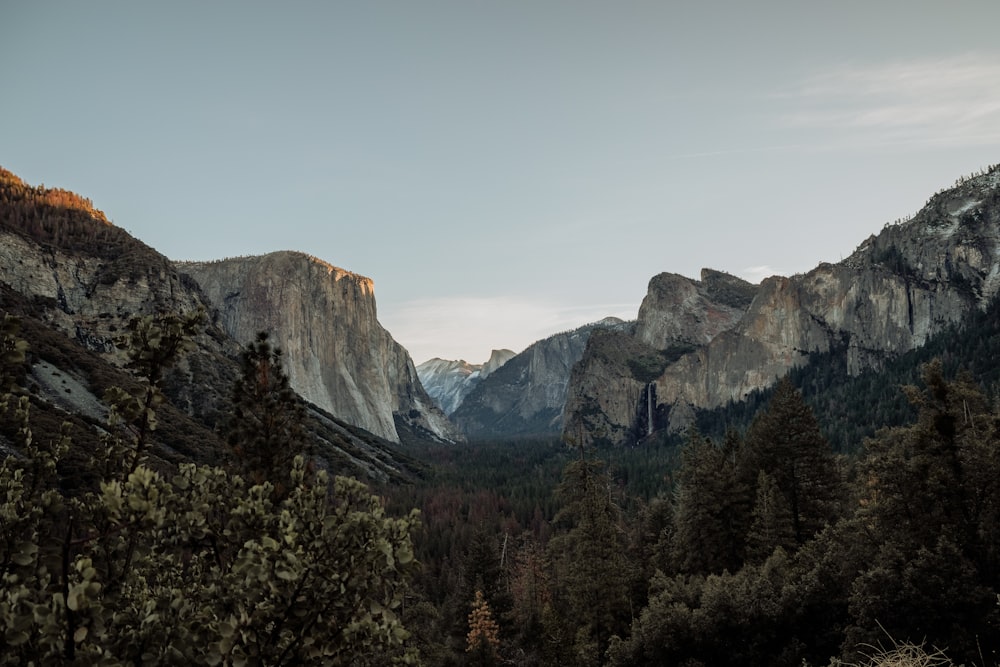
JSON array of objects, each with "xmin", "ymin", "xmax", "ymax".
[{"xmin": 0, "ymin": 166, "xmax": 428, "ymax": 482}]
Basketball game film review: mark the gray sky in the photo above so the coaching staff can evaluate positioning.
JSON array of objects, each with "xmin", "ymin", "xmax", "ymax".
[{"xmin": 3, "ymin": 2, "xmax": 1000, "ymax": 364}]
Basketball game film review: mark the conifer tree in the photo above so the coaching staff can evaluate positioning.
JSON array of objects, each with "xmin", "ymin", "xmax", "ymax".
[
  {"xmin": 460, "ymin": 528, "xmax": 511, "ymax": 629},
  {"xmin": 742, "ymin": 377, "xmax": 842, "ymax": 545},
  {"xmin": 226, "ymin": 332, "xmax": 307, "ymax": 489},
  {"xmin": 0, "ymin": 314, "xmax": 28, "ymax": 395},
  {"xmin": 0, "ymin": 315, "xmax": 421, "ymax": 665},
  {"xmin": 847, "ymin": 361, "xmax": 1000, "ymax": 662},
  {"xmin": 745, "ymin": 470, "xmax": 796, "ymax": 563},
  {"xmin": 546, "ymin": 445, "xmax": 632, "ymax": 666},
  {"xmin": 670, "ymin": 430, "xmax": 751, "ymax": 574},
  {"xmin": 506, "ymin": 537, "xmax": 549, "ymax": 649},
  {"xmin": 466, "ymin": 589, "xmax": 501, "ymax": 665},
  {"xmin": 103, "ymin": 309, "xmax": 204, "ymax": 477}
]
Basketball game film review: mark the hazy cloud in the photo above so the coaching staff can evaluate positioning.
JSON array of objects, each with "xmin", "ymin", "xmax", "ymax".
[
  {"xmin": 741, "ymin": 265, "xmax": 784, "ymax": 283},
  {"xmin": 779, "ymin": 55, "xmax": 1000, "ymax": 148}
]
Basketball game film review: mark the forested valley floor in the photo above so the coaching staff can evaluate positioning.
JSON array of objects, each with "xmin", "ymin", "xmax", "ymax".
[
  {"xmin": 385, "ymin": 297, "xmax": 1000, "ymax": 666},
  {"xmin": 3, "ymin": 301, "xmax": 1000, "ymax": 665},
  {"xmin": 386, "ymin": 363, "xmax": 1000, "ymax": 666}
]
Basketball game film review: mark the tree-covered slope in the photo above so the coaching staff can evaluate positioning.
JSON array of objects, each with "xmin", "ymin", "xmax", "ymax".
[{"xmin": 696, "ymin": 293, "xmax": 1000, "ymax": 453}]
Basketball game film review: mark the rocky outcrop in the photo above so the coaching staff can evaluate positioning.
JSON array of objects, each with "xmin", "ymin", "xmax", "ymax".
[
  {"xmin": 453, "ymin": 318, "xmax": 629, "ymax": 439},
  {"xmin": 0, "ymin": 226, "xmax": 206, "ymax": 360},
  {"xmin": 0, "ymin": 167, "xmax": 433, "ymax": 480},
  {"xmin": 635, "ymin": 269, "xmax": 756, "ymax": 349},
  {"xmin": 177, "ymin": 253, "xmax": 462, "ymax": 444},
  {"xmin": 561, "ymin": 328, "xmax": 657, "ymax": 446},
  {"xmin": 416, "ymin": 349, "xmax": 516, "ymax": 415},
  {"xmin": 416, "ymin": 359, "xmax": 478, "ymax": 415},
  {"xmin": 481, "ymin": 348, "xmax": 516, "ymax": 378},
  {"xmin": 654, "ymin": 170, "xmax": 1000, "ymax": 420},
  {"xmin": 564, "ymin": 272, "xmax": 755, "ymax": 445},
  {"xmin": 564, "ymin": 166, "xmax": 1000, "ymax": 444}
]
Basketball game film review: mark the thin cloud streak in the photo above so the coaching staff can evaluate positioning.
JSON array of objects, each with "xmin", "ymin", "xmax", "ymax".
[
  {"xmin": 382, "ymin": 296, "xmax": 637, "ymax": 365},
  {"xmin": 661, "ymin": 144, "xmax": 808, "ymax": 160},
  {"xmin": 778, "ymin": 55, "xmax": 1000, "ymax": 149},
  {"xmin": 792, "ymin": 56, "xmax": 1000, "ymax": 98}
]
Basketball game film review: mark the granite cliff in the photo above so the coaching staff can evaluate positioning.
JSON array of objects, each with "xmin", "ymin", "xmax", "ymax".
[
  {"xmin": 563, "ymin": 270, "xmax": 756, "ymax": 445},
  {"xmin": 564, "ymin": 166, "xmax": 1000, "ymax": 445},
  {"xmin": 452, "ymin": 317, "xmax": 629, "ymax": 439},
  {"xmin": 416, "ymin": 349, "xmax": 516, "ymax": 415},
  {"xmin": 176, "ymin": 253, "xmax": 462, "ymax": 444},
  {"xmin": 0, "ymin": 167, "xmax": 433, "ymax": 480},
  {"xmin": 635, "ymin": 269, "xmax": 757, "ymax": 348}
]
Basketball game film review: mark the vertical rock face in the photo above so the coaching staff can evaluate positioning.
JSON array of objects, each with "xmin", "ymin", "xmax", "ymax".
[
  {"xmin": 655, "ymin": 169, "xmax": 1000, "ymax": 421},
  {"xmin": 635, "ymin": 269, "xmax": 757, "ymax": 348},
  {"xmin": 452, "ymin": 318, "xmax": 629, "ymax": 439},
  {"xmin": 561, "ymin": 328, "xmax": 653, "ymax": 446},
  {"xmin": 564, "ymin": 166, "xmax": 1000, "ymax": 444},
  {"xmin": 480, "ymin": 348, "xmax": 517, "ymax": 378},
  {"xmin": 0, "ymin": 167, "xmax": 441, "ymax": 479},
  {"xmin": 416, "ymin": 348, "xmax": 516, "ymax": 416},
  {"xmin": 176, "ymin": 253, "xmax": 461, "ymax": 444},
  {"xmin": 564, "ymin": 271, "xmax": 756, "ymax": 445}
]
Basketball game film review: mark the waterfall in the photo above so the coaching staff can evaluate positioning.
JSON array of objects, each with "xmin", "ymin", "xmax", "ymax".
[{"xmin": 647, "ymin": 382, "xmax": 655, "ymax": 437}]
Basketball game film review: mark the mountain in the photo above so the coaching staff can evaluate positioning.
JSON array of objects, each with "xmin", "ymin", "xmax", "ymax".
[
  {"xmin": 175, "ymin": 254, "xmax": 462, "ymax": 445},
  {"xmin": 636, "ymin": 269, "xmax": 758, "ymax": 348},
  {"xmin": 563, "ymin": 270, "xmax": 757, "ymax": 446},
  {"xmin": 563, "ymin": 165, "xmax": 1000, "ymax": 446},
  {"xmin": 0, "ymin": 166, "xmax": 431, "ymax": 481},
  {"xmin": 416, "ymin": 348, "xmax": 516, "ymax": 415},
  {"xmin": 451, "ymin": 317, "xmax": 630, "ymax": 440}
]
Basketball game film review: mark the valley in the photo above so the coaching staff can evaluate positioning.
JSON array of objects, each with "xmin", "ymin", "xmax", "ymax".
[{"xmin": 2, "ymin": 164, "xmax": 1000, "ymax": 664}]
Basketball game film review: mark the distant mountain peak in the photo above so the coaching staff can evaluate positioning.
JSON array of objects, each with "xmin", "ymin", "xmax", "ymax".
[
  {"xmin": 416, "ymin": 350, "xmax": 516, "ymax": 416},
  {"xmin": 482, "ymin": 349, "xmax": 517, "ymax": 377},
  {"xmin": 449, "ymin": 317, "xmax": 632, "ymax": 439}
]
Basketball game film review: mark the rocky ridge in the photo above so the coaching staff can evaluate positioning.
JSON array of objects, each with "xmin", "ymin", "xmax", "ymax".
[
  {"xmin": 416, "ymin": 348, "xmax": 516, "ymax": 415},
  {"xmin": 564, "ymin": 166, "xmax": 1000, "ymax": 445},
  {"xmin": 176, "ymin": 253, "xmax": 462, "ymax": 445},
  {"xmin": 0, "ymin": 167, "xmax": 439, "ymax": 480},
  {"xmin": 452, "ymin": 317, "xmax": 630, "ymax": 439},
  {"xmin": 563, "ymin": 270, "xmax": 756, "ymax": 445}
]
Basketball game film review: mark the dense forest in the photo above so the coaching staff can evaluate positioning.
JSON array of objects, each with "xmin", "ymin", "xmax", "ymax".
[
  {"xmin": 380, "ymin": 298, "xmax": 1000, "ymax": 666},
  {"xmin": 3, "ymin": 283, "xmax": 1000, "ymax": 663},
  {"xmin": 4, "ymin": 308, "xmax": 1000, "ymax": 665},
  {"xmin": 383, "ymin": 370, "xmax": 1000, "ymax": 666},
  {"xmin": 0, "ymin": 313, "xmax": 419, "ymax": 664}
]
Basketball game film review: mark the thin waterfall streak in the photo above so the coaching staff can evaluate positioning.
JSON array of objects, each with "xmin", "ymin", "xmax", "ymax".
[{"xmin": 647, "ymin": 382, "xmax": 655, "ymax": 437}]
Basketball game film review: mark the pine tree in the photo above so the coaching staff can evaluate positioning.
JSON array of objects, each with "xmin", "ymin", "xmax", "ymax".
[
  {"xmin": 546, "ymin": 445, "xmax": 633, "ymax": 666},
  {"xmin": 226, "ymin": 332, "xmax": 307, "ymax": 491},
  {"xmin": 507, "ymin": 536, "xmax": 549, "ymax": 650},
  {"xmin": 466, "ymin": 589, "xmax": 501, "ymax": 665},
  {"xmin": 104, "ymin": 310, "xmax": 204, "ymax": 477},
  {"xmin": 670, "ymin": 430, "xmax": 751, "ymax": 574},
  {"xmin": 0, "ymin": 314, "xmax": 28, "ymax": 395},
  {"xmin": 745, "ymin": 470, "xmax": 796, "ymax": 563},
  {"xmin": 742, "ymin": 377, "xmax": 843, "ymax": 546},
  {"xmin": 847, "ymin": 360, "xmax": 1000, "ymax": 662}
]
